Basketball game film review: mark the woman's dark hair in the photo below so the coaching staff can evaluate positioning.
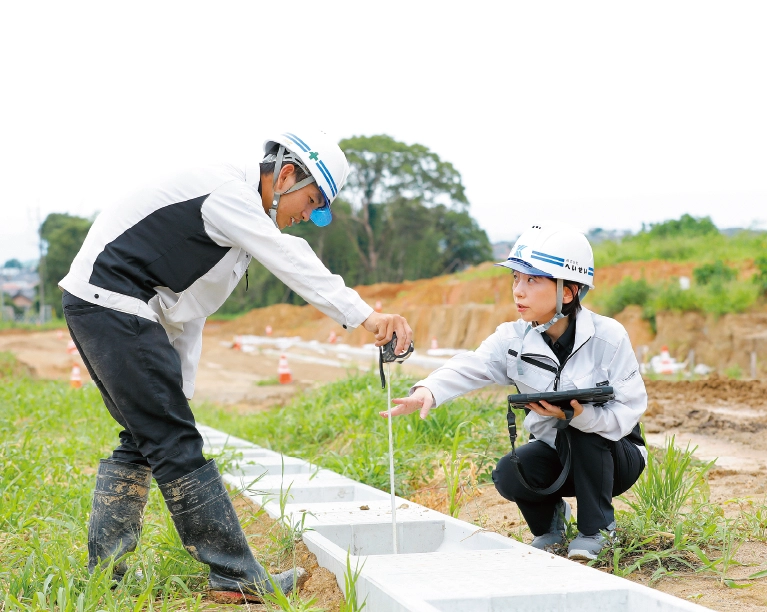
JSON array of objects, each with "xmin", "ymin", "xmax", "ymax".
[
  {"xmin": 561, "ymin": 281, "xmax": 583, "ymax": 317},
  {"xmin": 259, "ymin": 143, "xmax": 311, "ymax": 183}
]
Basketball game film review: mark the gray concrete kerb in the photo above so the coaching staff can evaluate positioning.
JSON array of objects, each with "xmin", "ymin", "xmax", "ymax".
[{"xmin": 198, "ymin": 424, "xmax": 706, "ymax": 612}]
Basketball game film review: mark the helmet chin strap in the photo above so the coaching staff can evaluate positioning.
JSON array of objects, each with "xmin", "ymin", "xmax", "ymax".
[
  {"xmin": 268, "ymin": 145, "xmax": 318, "ymax": 229},
  {"xmin": 532, "ymin": 278, "xmax": 565, "ymax": 333},
  {"xmin": 517, "ymin": 278, "xmax": 565, "ymax": 375}
]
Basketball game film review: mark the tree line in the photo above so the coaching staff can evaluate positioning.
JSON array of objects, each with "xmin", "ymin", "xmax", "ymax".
[{"xmin": 37, "ymin": 135, "xmax": 493, "ymax": 314}]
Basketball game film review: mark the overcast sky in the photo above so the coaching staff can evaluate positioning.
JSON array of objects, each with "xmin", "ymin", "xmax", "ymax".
[{"xmin": 1, "ymin": 1, "xmax": 765, "ymax": 265}]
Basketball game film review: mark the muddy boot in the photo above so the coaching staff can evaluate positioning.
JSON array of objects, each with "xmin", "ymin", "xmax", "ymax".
[
  {"xmin": 88, "ymin": 459, "xmax": 152, "ymax": 580},
  {"xmin": 159, "ymin": 459, "xmax": 307, "ymax": 604}
]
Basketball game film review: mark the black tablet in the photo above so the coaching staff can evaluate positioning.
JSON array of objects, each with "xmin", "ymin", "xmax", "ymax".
[{"xmin": 507, "ymin": 386, "xmax": 614, "ymax": 409}]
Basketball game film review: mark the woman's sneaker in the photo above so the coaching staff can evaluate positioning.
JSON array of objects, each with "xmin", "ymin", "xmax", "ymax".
[
  {"xmin": 567, "ymin": 521, "xmax": 617, "ymax": 560},
  {"xmin": 530, "ymin": 500, "xmax": 571, "ymax": 551}
]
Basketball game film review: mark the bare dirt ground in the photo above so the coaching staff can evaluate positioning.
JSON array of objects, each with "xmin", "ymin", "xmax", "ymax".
[{"xmin": 4, "ymin": 328, "xmax": 767, "ymax": 610}]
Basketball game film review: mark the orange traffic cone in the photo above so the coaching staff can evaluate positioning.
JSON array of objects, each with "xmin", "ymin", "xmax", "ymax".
[
  {"xmin": 265, "ymin": 325, "xmax": 273, "ymax": 336},
  {"xmin": 431, "ymin": 337, "xmax": 439, "ymax": 350},
  {"xmin": 66, "ymin": 339, "xmax": 78, "ymax": 356},
  {"xmin": 278, "ymin": 354, "xmax": 292, "ymax": 384},
  {"xmin": 327, "ymin": 330, "xmax": 337, "ymax": 344},
  {"xmin": 70, "ymin": 364, "xmax": 82, "ymax": 389},
  {"xmin": 659, "ymin": 345, "xmax": 673, "ymax": 374},
  {"xmin": 232, "ymin": 335, "xmax": 242, "ymax": 350},
  {"xmin": 374, "ymin": 300, "xmax": 383, "ymax": 313}
]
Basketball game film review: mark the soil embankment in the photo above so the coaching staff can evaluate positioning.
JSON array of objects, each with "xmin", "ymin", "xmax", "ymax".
[{"xmin": 222, "ymin": 260, "xmax": 767, "ymax": 375}]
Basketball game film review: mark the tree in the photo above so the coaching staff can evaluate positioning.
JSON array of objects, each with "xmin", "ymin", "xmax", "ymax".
[
  {"xmin": 3, "ymin": 258, "xmax": 22, "ymax": 269},
  {"xmin": 39, "ymin": 213, "xmax": 93, "ymax": 310},
  {"xmin": 339, "ymin": 135, "xmax": 470, "ymax": 281},
  {"xmin": 641, "ymin": 214, "xmax": 718, "ymax": 239}
]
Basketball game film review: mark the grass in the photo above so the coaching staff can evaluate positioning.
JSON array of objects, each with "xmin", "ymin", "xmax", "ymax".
[
  {"xmin": 0, "ymin": 317, "xmax": 67, "ymax": 332},
  {"xmin": 590, "ymin": 271, "xmax": 763, "ymax": 322},
  {"xmin": 593, "ymin": 221, "xmax": 767, "ymax": 268},
  {"xmin": 597, "ymin": 435, "xmax": 767, "ymax": 587},
  {"xmin": 193, "ymin": 371, "xmax": 511, "ymax": 497},
  {"xmin": 0, "ymin": 352, "xmax": 311, "ymax": 611},
  {"xmin": 0, "ymin": 354, "xmax": 208, "ymax": 610}
]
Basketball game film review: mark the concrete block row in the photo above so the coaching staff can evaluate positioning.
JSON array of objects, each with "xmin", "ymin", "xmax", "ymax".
[{"xmin": 198, "ymin": 424, "xmax": 705, "ymax": 612}]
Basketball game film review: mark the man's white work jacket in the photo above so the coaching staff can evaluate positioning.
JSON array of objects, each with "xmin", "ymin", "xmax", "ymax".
[
  {"xmin": 60, "ymin": 163, "xmax": 373, "ymax": 399},
  {"xmin": 412, "ymin": 308, "xmax": 647, "ymax": 458}
]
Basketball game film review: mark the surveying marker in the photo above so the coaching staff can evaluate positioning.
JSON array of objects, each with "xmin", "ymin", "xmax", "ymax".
[{"xmin": 379, "ymin": 332, "xmax": 414, "ymax": 554}]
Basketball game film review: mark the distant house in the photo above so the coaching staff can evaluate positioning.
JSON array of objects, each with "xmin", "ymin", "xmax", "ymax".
[{"xmin": 11, "ymin": 292, "xmax": 33, "ymax": 310}]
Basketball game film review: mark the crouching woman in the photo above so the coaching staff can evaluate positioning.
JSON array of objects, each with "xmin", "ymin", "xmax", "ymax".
[{"xmin": 383, "ymin": 225, "xmax": 647, "ymax": 560}]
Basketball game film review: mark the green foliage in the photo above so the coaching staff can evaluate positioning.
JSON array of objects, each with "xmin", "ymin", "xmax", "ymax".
[
  {"xmin": 642, "ymin": 214, "xmax": 719, "ymax": 239},
  {"xmin": 440, "ymin": 422, "xmax": 471, "ymax": 518},
  {"xmin": 598, "ymin": 277, "xmax": 652, "ymax": 317},
  {"xmin": 598, "ymin": 435, "xmax": 767, "ymax": 583},
  {"xmin": 341, "ymin": 134, "xmax": 468, "ymax": 209},
  {"xmin": 592, "ymin": 274, "xmax": 760, "ymax": 319},
  {"xmin": 693, "ymin": 260, "xmax": 736, "ymax": 285},
  {"xmin": 39, "ymin": 213, "xmax": 93, "ymax": 312},
  {"xmin": 624, "ymin": 436, "xmax": 714, "ymax": 523},
  {"xmin": 339, "ymin": 553, "xmax": 366, "ymax": 612},
  {"xmin": 651, "ymin": 278, "xmax": 759, "ymax": 317},
  {"xmin": 0, "ymin": 356, "xmax": 212, "ymax": 610},
  {"xmin": 754, "ymin": 255, "xmax": 767, "ymax": 295},
  {"xmin": 193, "ymin": 371, "xmax": 509, "ymax": 496},
  {"xmin": 4, "ymin": 258, "xmax": 22, "ymax": 269},
  {"xmin": 593, "ymin": 215, "xmax": 767, "ymax": 267}
]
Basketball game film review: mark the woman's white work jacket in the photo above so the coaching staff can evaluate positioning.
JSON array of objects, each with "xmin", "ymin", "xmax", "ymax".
[{"xmin": 412, "ymin": 308, "xmax": 647, "ymax": 456}]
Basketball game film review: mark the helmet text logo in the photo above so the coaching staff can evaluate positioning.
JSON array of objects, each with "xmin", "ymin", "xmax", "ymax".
[{"xmin": 514, "ymin": 244, "xmax": 527, "ymax": 258}]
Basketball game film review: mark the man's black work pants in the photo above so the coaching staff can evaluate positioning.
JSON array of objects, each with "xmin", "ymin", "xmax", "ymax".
[
  {"xmin": 492, "ymin": 428, "xmax": 645, "ymax": 536},
  {"xmin": 63, "ymin": 291, "xmax": 207, "ymax": 485}
]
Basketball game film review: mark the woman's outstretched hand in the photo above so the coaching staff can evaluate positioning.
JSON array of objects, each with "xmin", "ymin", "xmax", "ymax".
[{"xmin": 380, "ymin": 386, "xmax": 434, "ymax": 420}]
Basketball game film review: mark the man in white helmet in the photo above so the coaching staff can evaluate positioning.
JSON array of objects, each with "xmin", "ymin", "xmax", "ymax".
[
  {"xmin": 384, "ymin": 225, "xmax": 647, "ymax": 560},
  {"xmin": 58, "ymin": 129, "xmax": 413, "ymax": 603}
]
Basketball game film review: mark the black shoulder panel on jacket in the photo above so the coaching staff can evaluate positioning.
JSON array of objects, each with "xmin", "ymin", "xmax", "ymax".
[{"xmin": 89, "ymin": 195, "xmax": 230, "ymax": 301}]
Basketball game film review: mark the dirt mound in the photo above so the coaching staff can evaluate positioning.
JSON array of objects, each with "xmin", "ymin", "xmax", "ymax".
[
  {"xmin": 646, "ymin": 376, "xmax": 767, "ymax": 406},
  {"xmin": 650, "ymin": 310, "xmax": 767, "ymax": 374},
  {"xmin": 643, "ymin": 377, "xmax": 767, "ymax": 447}
]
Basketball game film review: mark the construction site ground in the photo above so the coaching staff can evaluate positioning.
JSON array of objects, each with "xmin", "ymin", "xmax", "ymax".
[{"xmin": 4, "ymin": 325, "xmax": 767, "ymax": 611}]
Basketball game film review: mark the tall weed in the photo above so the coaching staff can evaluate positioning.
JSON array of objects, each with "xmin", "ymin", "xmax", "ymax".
[{"xmin": 624, "ymin": 436, "xmax": 714, "ymax": 523}]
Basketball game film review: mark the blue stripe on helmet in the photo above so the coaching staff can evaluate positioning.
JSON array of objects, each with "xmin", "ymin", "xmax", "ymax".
[
  {"xmin": 317, "ymin": 160, "xmax": 338, "ymax": 196},
  {"xmin": 317, "ymin": 185, "xmax": 330, "ymax": 207},
  {"xmin": 499, "ymin": 257, "xmax": 553, "ymax": 277},
  {"xmin": 283, "ymin": 133, "xmax": 311, "ymax": 152},
  {"xmin": 588, "ymin": 270, "xmax": 594, "ymax": 276},
  {"xmin": 531, "ymin": 252, "xmax": 565, "ymax": 267},
  {"xmin": 531, "ymin": 250, "xmax": 565, "ymax": 263}
]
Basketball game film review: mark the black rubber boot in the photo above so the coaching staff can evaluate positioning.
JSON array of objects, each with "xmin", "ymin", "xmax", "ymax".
[
  {"xmin": 88, "ymin": 459, "xmax": 152, "ymax": 580},
  {"xmin": 159, "ymin": 459, "xmax": 307, "ymax": 604}
]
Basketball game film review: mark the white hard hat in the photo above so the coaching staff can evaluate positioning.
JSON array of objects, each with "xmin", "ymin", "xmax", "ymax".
[
  {"xmin": 496, "ymin": 225, "xmax": 595, "ymax": 289},
  {"xmin": 263, "ymin": 130, "xmax": 351, "ymax": 228},
  {"xmin": 497, "ymin": 225, "xmax": 594, "ymax": 335}
]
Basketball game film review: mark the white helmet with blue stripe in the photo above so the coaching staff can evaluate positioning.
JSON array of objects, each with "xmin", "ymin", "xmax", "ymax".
[
  {"xmin": 496, "ymin": 225, "xmax": 595, "ymax": 333},
  {"xmin": 263, "ymin": 129, "xmax": 351, "ymax": 228}
]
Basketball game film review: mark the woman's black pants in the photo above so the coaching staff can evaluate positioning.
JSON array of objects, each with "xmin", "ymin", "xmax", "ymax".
[
  {"xmin": 492, "ymin": 427, "xmax": 645, "ymax": 536},
  {"xmin": 63, "ymin": 291, "xmax": 207, "ymax": 485}
]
